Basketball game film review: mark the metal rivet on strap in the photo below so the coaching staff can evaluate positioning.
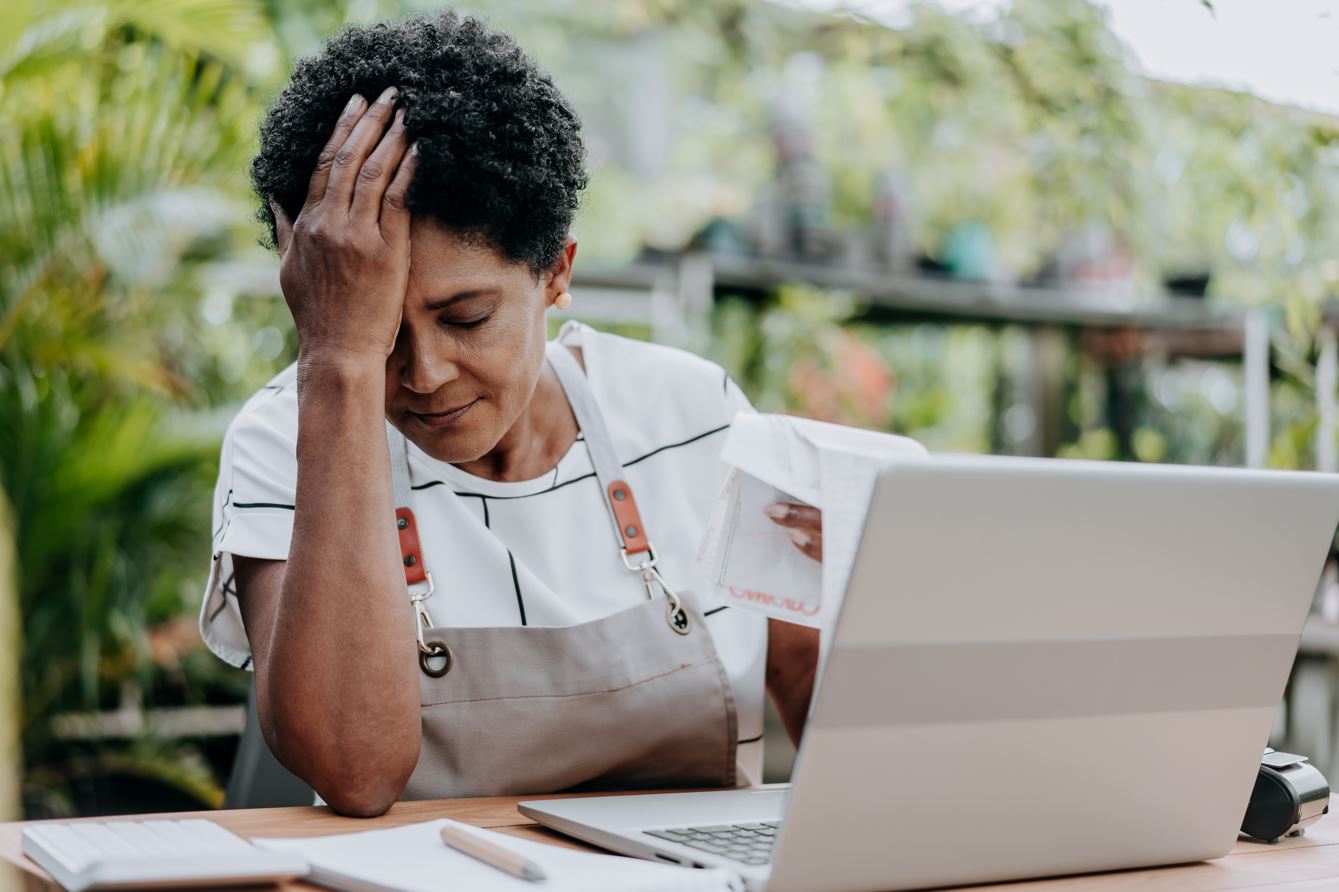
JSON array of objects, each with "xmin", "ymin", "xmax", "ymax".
[
  {"xmin": 613, "ymin": 488, "xmax": 626, "ymax": 501},
  {"xmin": 404, "ymin": 554, "xmax": 417, "ymax": 567},
  {"xmin": 397, "ymin": 517, "xmax": 408, "ymax": 530},
  {"xmin": 624, "ymin": 525, "xmax": 639, "ymax": 538}
]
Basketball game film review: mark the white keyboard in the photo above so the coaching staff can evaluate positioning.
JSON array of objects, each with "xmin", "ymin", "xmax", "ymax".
[{"xmin": 22, "ymin": 819, "xmax": 309, "ymax": 891}]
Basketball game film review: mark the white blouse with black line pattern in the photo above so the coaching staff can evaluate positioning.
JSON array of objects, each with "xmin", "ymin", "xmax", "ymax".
[{"xmin": 198, "ymin": 320, "xmax": 770, "ymax": 783}]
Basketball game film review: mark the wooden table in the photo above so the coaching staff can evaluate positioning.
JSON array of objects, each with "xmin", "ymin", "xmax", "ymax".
[{"xmin": 4, "ymin": 793, "xmax": 1339, "ymax": 891}]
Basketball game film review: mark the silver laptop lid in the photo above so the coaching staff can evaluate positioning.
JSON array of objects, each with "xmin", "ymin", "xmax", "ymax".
[{"xmin": 769, "ymin": 456, "xmax": 1339, "ymax": 892}]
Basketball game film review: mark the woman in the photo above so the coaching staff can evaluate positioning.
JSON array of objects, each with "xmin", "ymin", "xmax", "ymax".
[{"xmin": 199, "ymin": 11, "xmax": 823, "ymax": 817}]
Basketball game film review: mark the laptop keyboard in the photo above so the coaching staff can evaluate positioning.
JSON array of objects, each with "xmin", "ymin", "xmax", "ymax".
[{"xmin": 644, "ymin": 821, "xmax": 781, "ymax": 866}]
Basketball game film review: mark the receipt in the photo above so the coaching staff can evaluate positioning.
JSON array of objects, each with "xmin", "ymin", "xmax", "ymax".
[{"xmin": 693, "ymin": 414, "xmax": 928, "ymax": 629}]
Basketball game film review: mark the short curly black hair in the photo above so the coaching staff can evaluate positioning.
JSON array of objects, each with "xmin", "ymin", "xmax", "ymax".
[{"xmin": 252, "ymin": 10, "xmax": 587, "ymax": 274}]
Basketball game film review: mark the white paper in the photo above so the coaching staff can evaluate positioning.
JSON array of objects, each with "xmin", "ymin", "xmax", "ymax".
[
  {"xmin": 694, "ymin": 414, "xmax": 928, "ymax": 629},
  {"xmin": 255, "ymin": 818, "xmax": 740, "ymax": 892}
]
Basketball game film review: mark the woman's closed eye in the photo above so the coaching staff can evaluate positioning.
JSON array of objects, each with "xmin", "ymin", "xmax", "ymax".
[{"xmin": 440, "ymin": 314, "xmax": 491, "ymax": 330}]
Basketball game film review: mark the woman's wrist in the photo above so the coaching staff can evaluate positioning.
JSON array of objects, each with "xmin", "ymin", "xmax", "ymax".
[
  {"xmin": 295, "ymin": 350, "xmax": 388, "ymax": 452},
  {"xmin": 297, "ymin": 348, "xmax": 385, "ymax": 397}
]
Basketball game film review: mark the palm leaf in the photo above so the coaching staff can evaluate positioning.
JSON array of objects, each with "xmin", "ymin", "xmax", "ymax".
[
  {"xmin": 0, "ymin": 2, "xmax": 101, "ymax": 83},
  {"xmin": 0, "ymin": 46, "xmax": 258, "ymax": 359},
  {"xmin": 1, "ymin": 0, "xmax": 271, "ymax": 83},
  {"xmin": 0, "ymin": 0, "xmax": 280, "ymax": 775},
  {"xmin": 111, "ymin": 0, "xmax": 273, "ymax": 73},
  {"xmin": 4, "ymin": 378, "xmax": 218, "ymax": 730}
]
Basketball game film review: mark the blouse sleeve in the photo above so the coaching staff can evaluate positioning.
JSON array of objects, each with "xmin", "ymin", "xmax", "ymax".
[
  {"xmin": 198, "ymin": 382, "xmax": 299, "ymax": 670},
  {"xmin": 723, "ymin": 372, "xmax": 756, "ymax": 422}
]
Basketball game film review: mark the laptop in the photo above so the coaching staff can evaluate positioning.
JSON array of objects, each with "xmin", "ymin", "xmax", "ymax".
[{"xmin": 521, "ymin": 455, "xmax": 1339, "ymax": 891}]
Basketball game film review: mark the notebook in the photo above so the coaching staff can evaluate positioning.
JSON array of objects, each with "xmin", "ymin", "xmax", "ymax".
[{"xmin": 253, "ymin": 818, "xmax": 741, "ymax": 892}]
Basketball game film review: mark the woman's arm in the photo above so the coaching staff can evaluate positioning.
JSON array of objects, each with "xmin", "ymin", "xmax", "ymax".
[
  {"xmin": 234, "ymin": 88, "xmax": 422, "ymax": 817},
  {"xmin": 766, "ymin": 619, "xmax": 820, "ymax": 746},
  {"xmin": 764, "ymin": 501, "xmax": 823, "ymax": 745}
]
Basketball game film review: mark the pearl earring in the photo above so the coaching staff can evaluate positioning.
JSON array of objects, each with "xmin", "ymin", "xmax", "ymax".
[{"xmin": 554, "ymin": 291, "xmax": 573, "ymax": 310}]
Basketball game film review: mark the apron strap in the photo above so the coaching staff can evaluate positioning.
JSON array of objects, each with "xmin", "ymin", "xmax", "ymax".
[
  {"xmin": 385, "ymin": 340, "xmax": 656, "ymax": 575},
  {"xmin": 385, "ymin": 338, "xmax": 689, "ymax": 653},
  {"xmin": 387, "ymin": 425, "xmax": 429, "ymax": 589},
  {"xmin": 388, "ymin": 423, "xmax": 449, "ymax": 674},
  {"xmin": 545, "ymin": 341, "xmax": 653, "ymax": 558}
]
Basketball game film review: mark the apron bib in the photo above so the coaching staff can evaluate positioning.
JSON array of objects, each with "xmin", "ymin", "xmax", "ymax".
[{"xmin": 389, "ymin": 342, "xmax": 739, "ymax": 800}]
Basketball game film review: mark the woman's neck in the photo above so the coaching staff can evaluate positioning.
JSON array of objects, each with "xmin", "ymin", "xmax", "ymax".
[{"xmin": 453, "ymin": 361, "xmax": 578, "ymax": 482}]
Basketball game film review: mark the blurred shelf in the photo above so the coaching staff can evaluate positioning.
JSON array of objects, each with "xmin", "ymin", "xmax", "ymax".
[
  {"xmin": 713, "ymin": 257, "xmax": 1247, "ymax": 332},
  {"xmin": 574, "ymin": 254, "xmax": 1250, "ymax": 335},
  {"xmin": 572, "ymin": 263, "xmax": 670, "ymax": 290},
  {"xmin": 571, "ymin": 253, "xmax": 1273, "ymax": 465},
  {"xmin": 50, "ymin": 705, "xmax": 245, "ymax": 740}
]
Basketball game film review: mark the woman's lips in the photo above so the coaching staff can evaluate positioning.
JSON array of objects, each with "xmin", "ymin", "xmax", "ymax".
[{"xmin": 409, "ymin": 399, "xmax": 479, "ymax": 429}]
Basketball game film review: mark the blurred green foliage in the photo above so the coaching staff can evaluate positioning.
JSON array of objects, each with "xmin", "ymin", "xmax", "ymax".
[
  {"xmin": 0, "ymin": 491, "xmax": 17, "ymax": 823},
  {"xmin": 2, "ymin": 0, "xmax": 1337, "ymax": 813},
  {"xmin": 1, "ymin": 0, "xmax": 286, "ymax": 813}
]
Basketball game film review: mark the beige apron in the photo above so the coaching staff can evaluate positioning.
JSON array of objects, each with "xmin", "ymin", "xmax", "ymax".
[{"xmin": 388, "ymin": 342, "xmax": 739, "ymax": 800}]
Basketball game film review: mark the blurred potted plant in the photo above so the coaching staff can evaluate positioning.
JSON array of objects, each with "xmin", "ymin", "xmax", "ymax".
[{"xmin": 712, "ymin": 286, "xmax": 895, "ymax": 428}]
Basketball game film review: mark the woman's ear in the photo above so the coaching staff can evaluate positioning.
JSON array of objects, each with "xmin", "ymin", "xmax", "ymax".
[{"xmin": 544, "ymin": 235, "xmax": 578, "ymax": 307}]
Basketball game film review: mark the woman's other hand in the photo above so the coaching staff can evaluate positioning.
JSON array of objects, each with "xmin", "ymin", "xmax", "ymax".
[
  {"xmin": 272, "ymin": 87, "xmax": 419, "ymax": 365},
  {"xmin": 766, "ymin": 501, "xmax": 823, "ymax": 563}
]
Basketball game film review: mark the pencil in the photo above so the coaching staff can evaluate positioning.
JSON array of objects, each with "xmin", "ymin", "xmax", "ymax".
[{"xmin": 440, "ymin": 824, "xmax": 548, "ymax": 883}]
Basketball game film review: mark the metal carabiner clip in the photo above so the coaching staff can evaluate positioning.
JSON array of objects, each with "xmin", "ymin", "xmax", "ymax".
[
  {"xmin": 407, "ymin": 571, "xmax": 436, "ymax": 605},
  {"xmin": 410, "ymin": 573, "xmax": 452, "ymax": 677},
  {"xmin": 621, "ymin": 543, "xmax": 691, "ymax": 635},
  {"xmin": 414, "ymin": 604, "xmax": 434, "ymax": 650}
]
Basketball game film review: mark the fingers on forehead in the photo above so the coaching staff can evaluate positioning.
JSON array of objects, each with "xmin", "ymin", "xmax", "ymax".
[
  {"xmin": 324, "ymin": 88, "xmax": 402, "ymax": 195},
  {"xmin": 343, "ymin": 87, "xmax": 400, "ymax": 146},
  {"xmin": 368, "ymin": 106, "xmax": 409, "ymax": 160},
  {"xmin": 302, "ymin": 94, "xmax": 367, "ymax": 206},
  {"xmin": 325, "ymin": 93, "xmax": 368, "ymax": 148},
  {"xmin": 352, "ymin": 107, "xmax": 412, "ymax": 218},
  {"xmin": 380, "ymin": 141, "xmax": 419, "ymax": 225},
  {"xmin": 298, "ymin": 87, "xmax": 395, "ymax": 211}
]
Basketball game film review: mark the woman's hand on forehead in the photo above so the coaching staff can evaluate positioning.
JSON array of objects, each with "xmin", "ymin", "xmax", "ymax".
[{"xmin": 270, "ymin": 86, "xmax": 419, "ymax": 366}]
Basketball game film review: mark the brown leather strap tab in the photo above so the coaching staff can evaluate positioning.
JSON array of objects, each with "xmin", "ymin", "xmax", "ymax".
[
  {"xmin": 607, "ymin": 480, "xmax": 651, "ymax": 555},
  {"xmin": 396, "ymin": 507, "xmax": 428, "ymax": 585}
]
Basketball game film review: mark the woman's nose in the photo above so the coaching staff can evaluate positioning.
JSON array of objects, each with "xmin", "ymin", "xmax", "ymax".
[{"xmin": 396, "ymin": 331, "xmax": 461, "ymax": 394}]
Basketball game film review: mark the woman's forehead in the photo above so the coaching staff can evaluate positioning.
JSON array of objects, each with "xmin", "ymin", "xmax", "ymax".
[{"xmin": 406, "ymin": 220, "xmax": 533, "ymax": 294}]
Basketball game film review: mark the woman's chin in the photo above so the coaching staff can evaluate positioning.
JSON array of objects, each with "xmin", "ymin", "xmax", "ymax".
[
  {"xmin": 414, "ymin": 432, "xmax": 496, "ymax": 466},
  {"xmin": 391, "ymin": 399, "xmax": 479, "ymax": 453},
  {"xmin": 393, "ymin": 415, "xmax": 497, "ymax": 466}
]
